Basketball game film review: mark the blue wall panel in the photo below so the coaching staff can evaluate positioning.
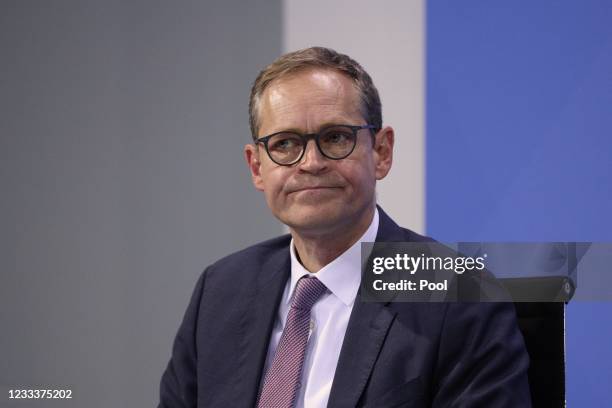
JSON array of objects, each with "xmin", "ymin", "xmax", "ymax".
[{"xmin": 426, "ymin": 1, "xmax": 612, "ymax": 405}]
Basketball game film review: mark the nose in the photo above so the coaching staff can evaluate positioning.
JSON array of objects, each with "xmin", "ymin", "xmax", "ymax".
[{"xmin": 298, "ymin": 139, "xmax": 328, "ymax": 173}]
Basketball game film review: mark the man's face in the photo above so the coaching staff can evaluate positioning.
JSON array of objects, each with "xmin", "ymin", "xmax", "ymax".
[{"xmin": 245, "ymin": 68, "xmax": 393, "ymax": 235}]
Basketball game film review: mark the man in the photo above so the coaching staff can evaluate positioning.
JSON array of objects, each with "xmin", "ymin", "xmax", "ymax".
[{"xmin": 159, "ymin": 47, "xmax": 531, "ymax": 407}]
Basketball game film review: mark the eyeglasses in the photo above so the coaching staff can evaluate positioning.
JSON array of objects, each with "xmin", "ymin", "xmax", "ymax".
[{"xmin": 255, "ymin": 124, "xmax": 377, "ymax": 166}]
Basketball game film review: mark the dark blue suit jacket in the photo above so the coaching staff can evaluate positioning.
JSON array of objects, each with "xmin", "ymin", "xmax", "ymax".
[{"xmin": 159, "ymin": 208, "xmax": 531, "ymax": 407}]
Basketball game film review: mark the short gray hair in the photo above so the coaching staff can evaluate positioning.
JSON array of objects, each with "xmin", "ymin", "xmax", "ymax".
[{"xmin": 248, "ymin": 46, "xmax": 382, "ymax": 139}]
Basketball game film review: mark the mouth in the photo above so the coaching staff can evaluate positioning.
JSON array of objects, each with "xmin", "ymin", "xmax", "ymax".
[{"xmin": 289, "ymin": 186, "xmax": 342, "ymax": 194}]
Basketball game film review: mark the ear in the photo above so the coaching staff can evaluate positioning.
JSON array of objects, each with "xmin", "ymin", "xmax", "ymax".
[
  {"xmin": 244, "ymin": 143, "xmax": 265, "ymax": 191},
  {"xmin": 373, "ymin": 126, "xmax": 394, "ymax": 180}
]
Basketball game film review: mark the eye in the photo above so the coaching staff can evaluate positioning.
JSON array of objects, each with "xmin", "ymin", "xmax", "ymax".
[
  {"xmin": 321, "ymin": 128, "xmax": 353, "ymax": 145},
  {"xmin": 268, "ymin": 133, "xmax": 302, "ymax": 152},
  {"xmin": 328, "ymin": 132, "xmax": 349, "ymax": 143}
]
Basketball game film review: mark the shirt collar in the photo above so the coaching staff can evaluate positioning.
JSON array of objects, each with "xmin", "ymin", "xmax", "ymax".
[{"xmin": 288, "ymin": 208, "xmax": 379, "ymax": 307}]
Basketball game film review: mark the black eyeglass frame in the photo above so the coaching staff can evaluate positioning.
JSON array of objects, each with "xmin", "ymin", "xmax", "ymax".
[{"xmin": 255, "ymin": 124, "xmax": 378, "ymax": 166}]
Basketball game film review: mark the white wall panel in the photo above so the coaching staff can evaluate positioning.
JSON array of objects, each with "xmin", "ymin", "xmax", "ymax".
[{"xmin": 283, "ymin": 0, "xmax": 426, "ymax": 233}]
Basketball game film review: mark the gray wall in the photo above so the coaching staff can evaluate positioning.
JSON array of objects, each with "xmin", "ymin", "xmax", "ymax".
[{"xmin": 1, "ymin": 1, "xmax": 282, "ymax": 406}]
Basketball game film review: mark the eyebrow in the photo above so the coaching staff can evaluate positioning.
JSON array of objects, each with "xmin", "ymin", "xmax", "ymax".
[{"xmin": 267, "ymin": 120, "xmax": 362, "ymax": 135}]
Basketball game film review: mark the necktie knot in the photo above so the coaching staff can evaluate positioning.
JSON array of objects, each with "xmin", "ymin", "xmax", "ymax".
[{"xmin": 291, "ymin": 276, "xmax": 327, "ymax": 311}]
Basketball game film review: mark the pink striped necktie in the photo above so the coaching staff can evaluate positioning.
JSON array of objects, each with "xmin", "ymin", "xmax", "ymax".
[{"xmin": 257, "ymin": 276, "xmax": 328, "ymax": 408}]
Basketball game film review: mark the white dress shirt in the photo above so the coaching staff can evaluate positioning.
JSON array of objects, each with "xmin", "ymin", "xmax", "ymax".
[{"xmin": 262, "ymin": 208, "xmax": 379, "ymax": 408}]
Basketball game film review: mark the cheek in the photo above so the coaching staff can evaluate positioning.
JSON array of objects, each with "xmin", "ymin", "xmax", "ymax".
[
  {"xmin": 351, "ymin": 173, "xmax": 376, "ymax": 195},
  {"xmin": 260, "ymin": 167, "xmax": 288, "ymax": 200},
  {"xmin": 341, "ymin": 158, "xmax": 377, "ymax": 190}
]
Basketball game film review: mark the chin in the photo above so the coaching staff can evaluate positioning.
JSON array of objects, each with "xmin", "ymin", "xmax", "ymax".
[{"xmin": 278, "ymin": 205, "xmax": 350, "ymax": 232}]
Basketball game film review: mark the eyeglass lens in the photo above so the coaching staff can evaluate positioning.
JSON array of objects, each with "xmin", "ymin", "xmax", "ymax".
[{"xmin": 267, "ymin": 125, "xmax": 357, "ymax": 164}]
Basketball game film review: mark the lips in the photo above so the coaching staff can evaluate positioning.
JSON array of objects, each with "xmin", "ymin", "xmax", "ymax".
[
  {"xmin": 285, "ymin": 176, "xmax": 345, "ymax": 194},
  {"xmin": 288, "ymin": 185, "xmax": 341, "ymax": 194}
]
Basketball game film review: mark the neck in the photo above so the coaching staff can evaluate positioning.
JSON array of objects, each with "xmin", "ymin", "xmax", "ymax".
[{"xmin": 290, "ymin": 205, "xmax": 375, "ymax": 272}]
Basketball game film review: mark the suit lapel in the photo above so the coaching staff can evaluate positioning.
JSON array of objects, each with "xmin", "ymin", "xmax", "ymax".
[
  {"xmin": 233, "ymin": 245, "xmax": 290, "ymax": 407},
  {"xmin": 327, "ymin": 300, "xmax": 396, "ymax": 407},
  {"xmin": 327, "ymin": 206, "xmax": 408, "ymax": 406}
]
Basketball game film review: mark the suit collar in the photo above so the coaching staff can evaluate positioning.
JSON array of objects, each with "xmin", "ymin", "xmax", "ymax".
[{"xmin": 375, "ymin": 205, "xmax": 407, "ymax": 242}]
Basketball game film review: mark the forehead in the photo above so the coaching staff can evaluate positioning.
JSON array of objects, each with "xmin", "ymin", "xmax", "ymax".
[{"xmin": 258, "ymin": 68, "xmax": 363, "ymax": 135}]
